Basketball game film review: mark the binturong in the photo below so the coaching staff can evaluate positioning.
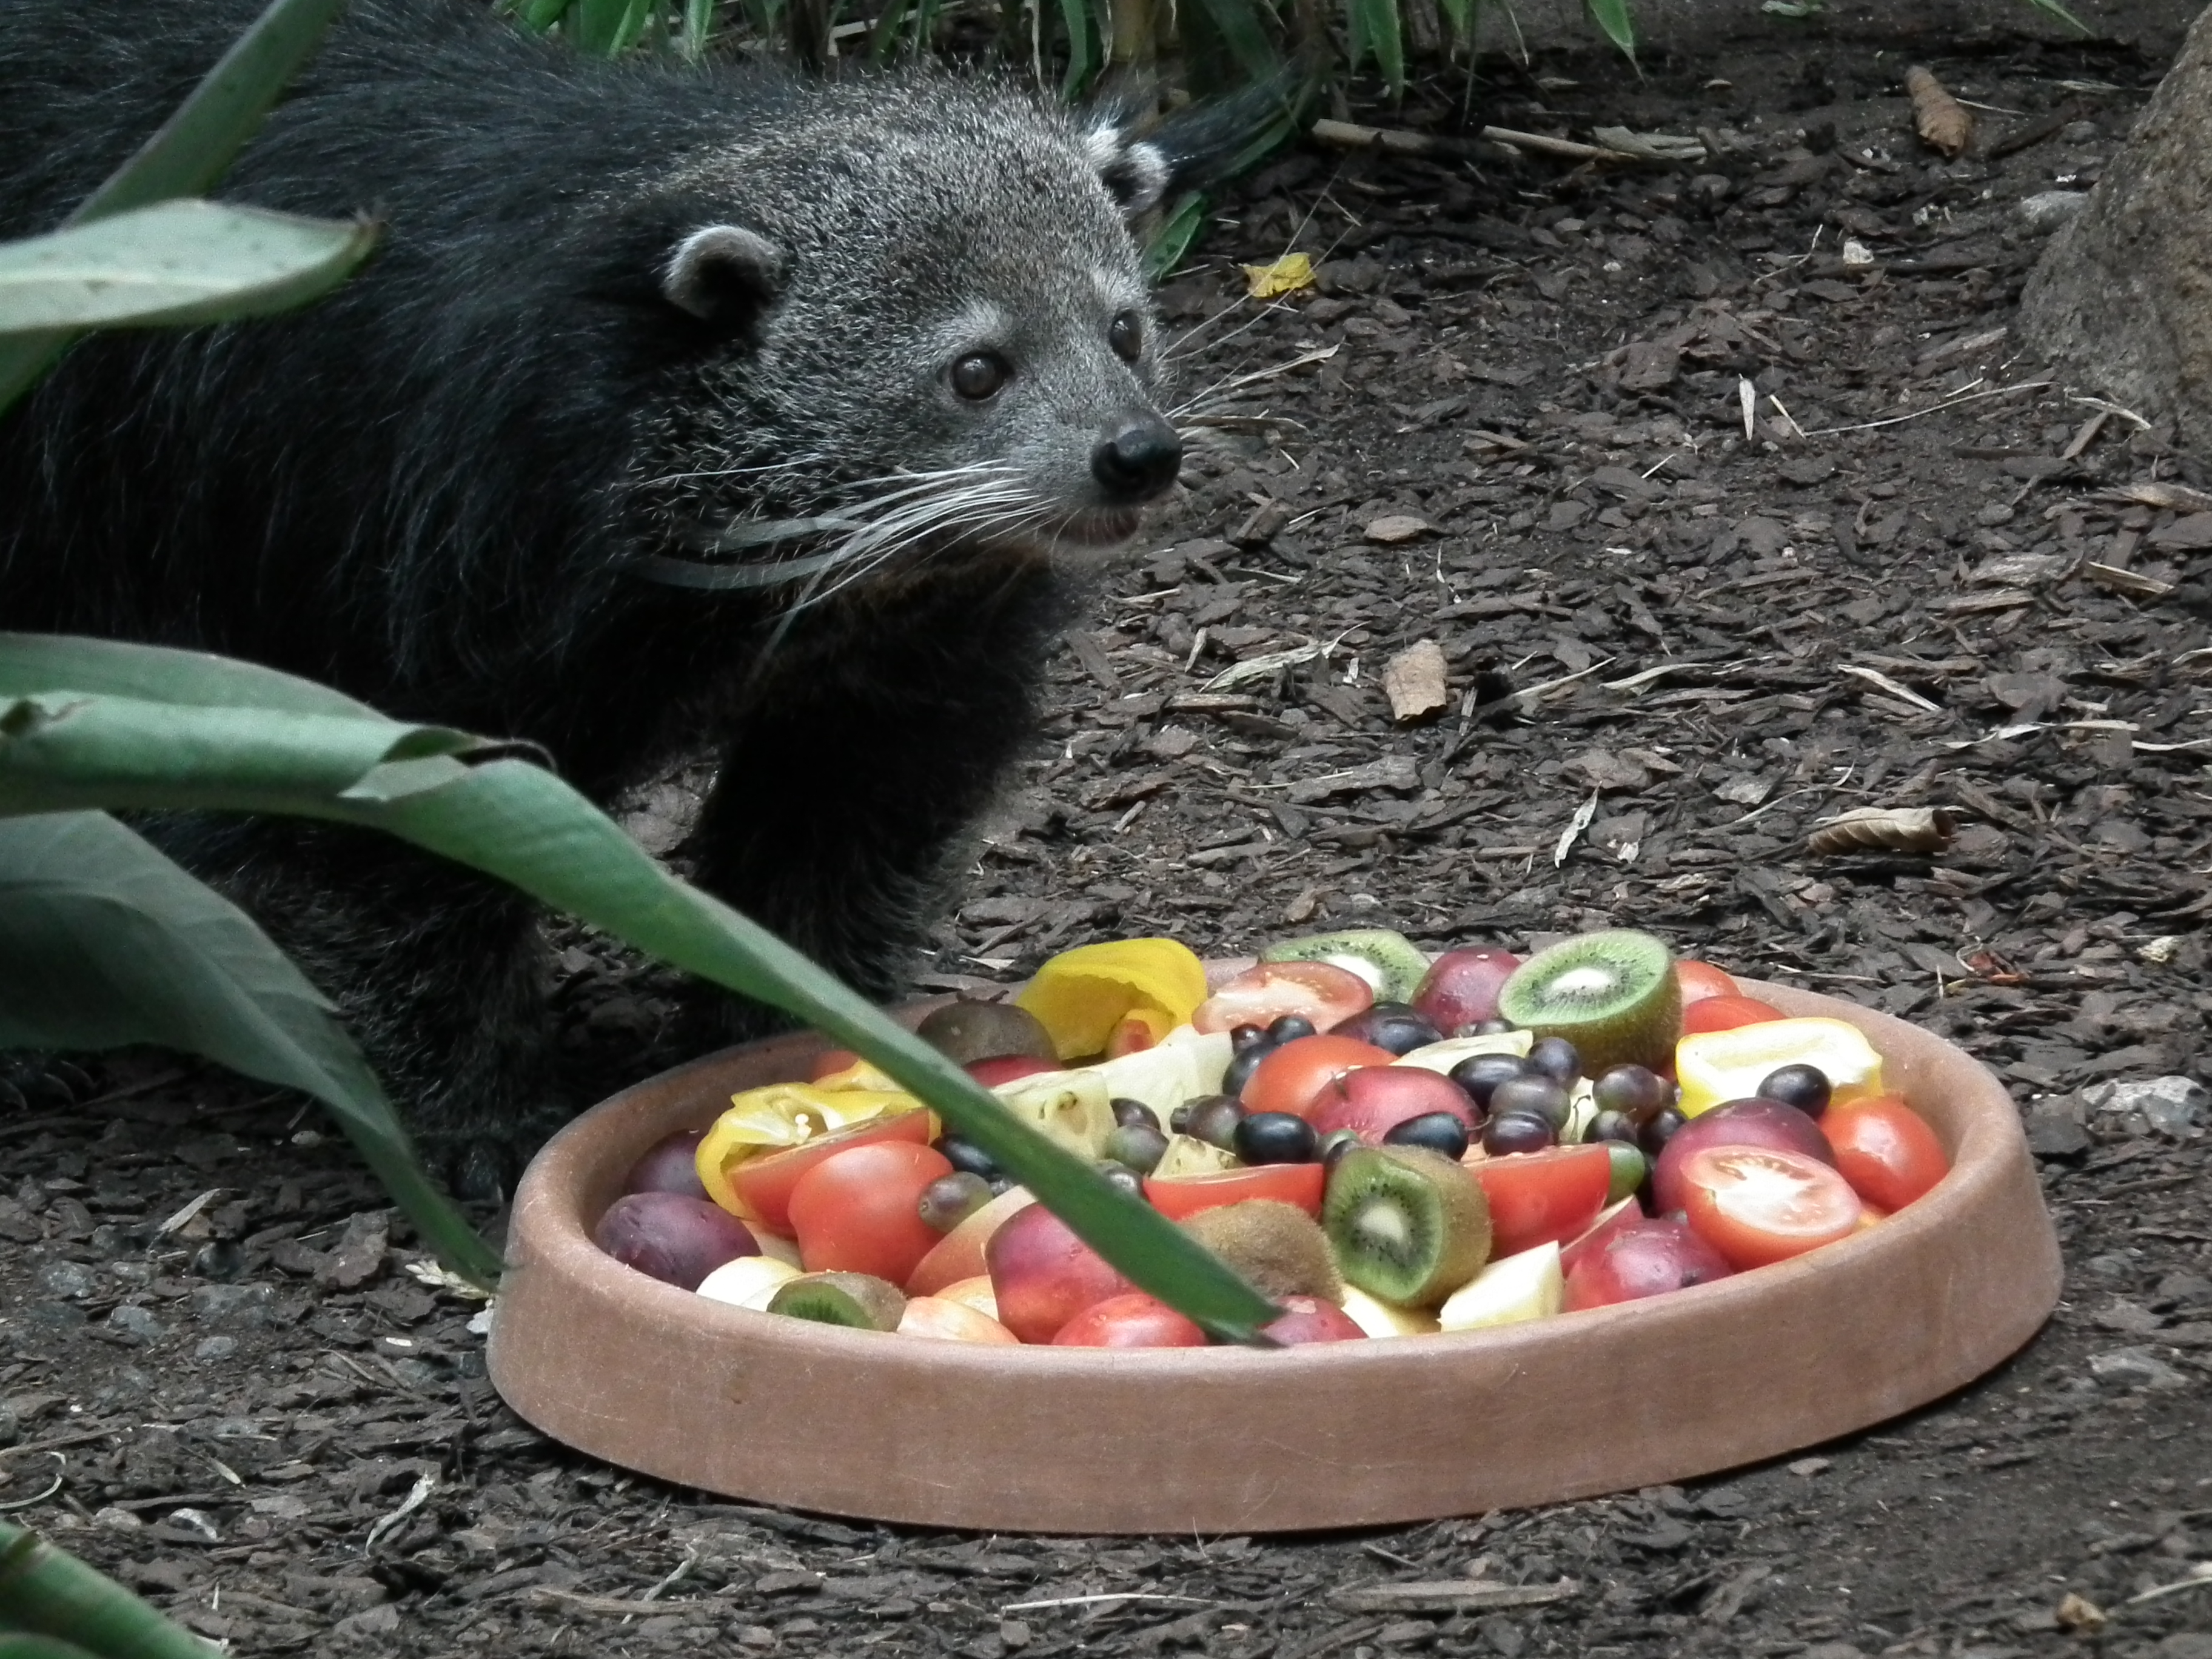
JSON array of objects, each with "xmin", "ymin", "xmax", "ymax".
[{"xmin": 0, "ymin": 0, "xmax": 1236, "ymax": 1188}]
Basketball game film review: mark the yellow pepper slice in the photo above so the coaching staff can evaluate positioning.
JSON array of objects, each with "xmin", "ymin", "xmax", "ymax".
[
  {"xmin": 694, "ymin": 1084, "xmax": 917, "ymax": 1217},
  {"xmin": 811, "ymin": 1056, "xmax": 902, "ymax": 1093},
  {"xmin": 1015, "ymin": 937, "xmax": 1209, "ymax": 1062},
  {"xmin": 1675, "ymin": 1017, "xmax": 1884, "ymax": 1118}
]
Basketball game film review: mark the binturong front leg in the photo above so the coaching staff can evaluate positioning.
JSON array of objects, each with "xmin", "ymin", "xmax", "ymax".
[{"xmin": 680, "ymin": 556, "xmax": 1069, "ymax": 1038}]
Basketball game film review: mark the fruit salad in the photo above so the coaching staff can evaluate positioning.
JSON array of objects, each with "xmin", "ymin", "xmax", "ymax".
[{"xmin": 592, "ymin": 928, "xmax": 1952, "ymax": 1348}]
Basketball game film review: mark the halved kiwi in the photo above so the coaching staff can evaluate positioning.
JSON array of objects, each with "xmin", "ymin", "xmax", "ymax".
[
  {"xmin": 1181, "ymin": 1199, "xmax": 1342, "ymax": 1302},
  {"xmin": 766, "ymin": 1271, "xmax": 907, "ymax": 1331},
  {"xmin": 1494, "ymin": 929, "xmax": 1680, "ymax": 1075},
  {"xmin": 1321, "ymin": 1146, "xmax": 1490, "ymax": 1309},
  {"xmin": 1261, "ymin": 929, "xmax": 1432, "ymax": 1004}
]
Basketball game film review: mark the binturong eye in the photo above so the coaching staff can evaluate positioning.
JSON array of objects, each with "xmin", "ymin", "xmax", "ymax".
[
  {"xmin": 951, "ymin": 353, "xmax": 1009, "ymax": 401},
  {"xmin": 1108, "ymin": 309, "xmax": 1144, "ymax": 363}
]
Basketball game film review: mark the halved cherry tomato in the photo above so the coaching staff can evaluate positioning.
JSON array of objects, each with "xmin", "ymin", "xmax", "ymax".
[
  {"xmin": 1239, "ymin": 1033, "xmax": 1398, "ymax": 1119},
  {"xmin": 1678, "ymin": 993, "xmax": 1787, "ymax": 1036},
  {"xmin": 725, "ymin": 1110, "xmax": 935, "ymax": 1236},
  {"xmin": 1822, "ymin": 1094, "xmax": 1948, "ymax": 1213},
  {"xmin": 1674, "ymin": 960, "xmax": 1741, "ymax": 1007},
  {"xmin": 787, "ymin": 1139, "xmax": 953, "ymax": 1282},
  {"xmin": 1466, "ymin": 1144, "xmax": 1613, "ymax": 1259},
  {"xmin": 1678, "ymin": 1144, "xmax": 1862, "ymax": 1270},
  {"xmin": 1145, "ymin": 1161, "xmax": 1327, "ymax": 1219},
  {"xmin": 1192, "ymin": 960, "xmax": 1374, "ymax": 1036}
]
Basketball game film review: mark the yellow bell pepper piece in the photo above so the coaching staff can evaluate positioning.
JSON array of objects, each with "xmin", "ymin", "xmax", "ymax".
[
  {"xmin": 1015, "ymin": 937, "xmax": 1209, "ymax": 1062},
  {"xmin": 694, "ymin": 1084, "xmax": 917, "ymax": 1217},
  {"xmin": 811, "ymin": 1056, "xmax": 902, "ymax": 1093},
  {"xmin": 1675, "ymin": 1017, "xmax": 1884, "ymax": 1118}
]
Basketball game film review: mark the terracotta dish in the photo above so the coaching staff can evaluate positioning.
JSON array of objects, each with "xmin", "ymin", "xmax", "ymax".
[{"xmin": 489, "ymin": 980, "xmax": 2061, "ymax": 1534}]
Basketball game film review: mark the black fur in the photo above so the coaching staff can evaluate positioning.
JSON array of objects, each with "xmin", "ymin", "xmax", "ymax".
[{"xmin": 0, "ymin": 0, "xmax": 1193, "ymax": 1182}]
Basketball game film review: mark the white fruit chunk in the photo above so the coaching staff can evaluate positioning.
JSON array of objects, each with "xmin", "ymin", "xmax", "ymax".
[
  {"xmin": 695, "ymin": 1254, "xmax": 801, "ymax": 1310},
  {"xmin": 1336, "ymin": 1284, "xmax": 1442, "ymax": 1338},
  {"xmin": 993, "ymin": 1068, "xmax": 1116, "ymax": 1157},
  {"xmin": 1436, "ymin": 1241, "xmax": 1564, "ymax": 1332}
]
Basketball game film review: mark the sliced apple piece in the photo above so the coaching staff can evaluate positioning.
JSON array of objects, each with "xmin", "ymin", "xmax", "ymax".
[{"xmin": 1436, "ymin": 1241, "xmax": 1564, "ymax": 1333}]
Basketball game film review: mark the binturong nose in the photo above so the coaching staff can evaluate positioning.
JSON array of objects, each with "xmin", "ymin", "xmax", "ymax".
[{"xmin": 1091, "ymin": 413, "xmax": 1184, "ymax": 503}]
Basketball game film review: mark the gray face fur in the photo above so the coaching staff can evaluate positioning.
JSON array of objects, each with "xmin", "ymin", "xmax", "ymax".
[{"xmin": 634, "ymin": 80, "xmax": 1178, "ymax": 597}]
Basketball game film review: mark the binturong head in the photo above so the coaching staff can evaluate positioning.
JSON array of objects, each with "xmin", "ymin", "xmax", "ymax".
[{"xmin": 628, "ymin": 77, "xmax": 1216, "ymax": 597}]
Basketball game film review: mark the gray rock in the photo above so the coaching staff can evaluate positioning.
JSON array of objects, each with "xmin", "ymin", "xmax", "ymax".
[
  {"xmin": 107, "ymin": 1304, "xmax": 163, "ymax": 1339},
  {"xmin": 190, "ymin": 1282, "xmax": 275, "ymax": 1326},
  {"xmin": 37, "ymin": 1260, "xmax": 94, "ymax": 1299},
  {"xmin": 2082, "ymin": 1076, "xmax": 2207, "ymax": 1137},
  {"xmin": 2088, "ymin": 1346, "xmax": 2189, "ymax": 1389},
  {"xmin": 2025, "ymin": 1101, "xmax": 2091, "ymax": 1158},
  {"xmin": 193, "ymin": 1336, "xmax": 238, "ymax": 1361},
  {"xmin": 2160, "ymin": 1636, "xmax": 2212, "ymax": 1659},
  {"xmin": 2016, "ymin": 190, "xmax": 2091, "ymax": 232}
]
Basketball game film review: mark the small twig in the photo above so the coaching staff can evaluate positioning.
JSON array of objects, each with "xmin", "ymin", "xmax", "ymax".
[
  {"xmin": 1000, "ymin": 1592, "xmax": 1214, "ymax": 1612},
  {"xmin": 1310, "ymin": 115, "xmax": 1656, "ymax": 167},
  {"xmin": 1798, "ymin": 380, "xmax": 2053, "ymax": 437}
]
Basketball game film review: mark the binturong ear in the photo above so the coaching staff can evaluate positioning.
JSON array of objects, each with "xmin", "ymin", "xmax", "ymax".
[
  {"xmin": 1080, "ymin": 119, "xmax": 1171, "ymax": 218},
  {"xmin": 661, "ymin": 224, "xmax": 785, "ymax": 330}
]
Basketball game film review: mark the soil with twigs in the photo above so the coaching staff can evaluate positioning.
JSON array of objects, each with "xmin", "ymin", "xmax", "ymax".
[{"xmin": 5, "ymin": 11, "xmax": 2212, "ymax": 1658}]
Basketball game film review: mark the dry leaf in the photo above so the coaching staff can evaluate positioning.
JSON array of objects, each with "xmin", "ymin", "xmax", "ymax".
[
  {"xmin": 1806, "ymin": 806, "xmax": 1958, "ymax": 857},
  {"xmin": 1382, "ymin": 640, "xmax": 1450, "ymax": 723},
  {"xmin": 1364, "ymin": 514, "xmax": 1435, "ymax": 545},
  {"xmin": 1906, "ymin": 66, "xmax": 1973, "ymax": 158},
  {"xmin": 2054, "ymin": 1592, "xmax": 2107, "ymax": 1633},
  {"xmin": 1241, "ymin": 252, "xmax": 1315, "ymax": 300}
]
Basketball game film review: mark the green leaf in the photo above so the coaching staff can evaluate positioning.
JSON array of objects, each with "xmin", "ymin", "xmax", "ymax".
[
  {"xmin": 1346, "ymin": 0, "xmax": 1406, "ymax": 90},
  {"xmin": 1584, "ymin": 0, "xmax": 1636, "ymax": 57},
  {"xmin": 0, "ymin": 1637, "xmax": 114, "ymax": 1659},
  {"xmin": 0, "ymin": 633, "xmax": 381, "ymax": 717},
  {"xmin": 680, "ymin": 0, "xmax": 720, "ymax": 56},
  {"xmin": 514, "ymin": 0, "xmax": 576, "ymax": 28},
  {"xmin": 0, "ymin": 636, "xmax": 1276, "ymax": 1341},
  {"xmin": 1145, "ymin": 192, "xmax": 1208, "ymax": 279},
  {"xmin": 0, "ymin": 0, "xmax": 356, "ymax": 412},
  {"xmin": 0, "ymin": 201, "xmax": 376, "ymax": 335},
  {"xmin": 1182, "ymin": 0, "xmax": 1281, "ymax": 87},
  {"xmin": 0, "ymin": 1520, "xmax": 225, "ymax": 1659},
  {"xmin": 1057, "ymin": 0, "xmax": 1098, "ymax": 96},
  {"xmin": 0, "ymin": 813, "xmax": 500, "ymax": 1287},
  {"xmin": 2019, "ymin": 0, "xmax": 2090, "ymax": 31},
  {"xmin": 1436, "ymin": 0, "xmax": 1478, "ymax": 45}
]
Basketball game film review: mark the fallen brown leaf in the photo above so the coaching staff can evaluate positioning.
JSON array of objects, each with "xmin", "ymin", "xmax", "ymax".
[
  {"xmin": 1906, "ymin": 66, "xmax": 1973, "ymax": 158},
  {"xmin": 1806, "ymin": 806, "xmax": 1958, "ymax": 857}
]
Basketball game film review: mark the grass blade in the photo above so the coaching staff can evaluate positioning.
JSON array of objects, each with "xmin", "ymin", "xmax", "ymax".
[
  {"xmin": 1057, "ymin": 0, "xmax": 1099, "ymax": 96},
  {"xmin": 1145, "ymin": 191, "xmax": 1208, "ymax": 278},
  {"xmin": 1, "ymin": 1515, "xmax": 224, "ymax": 1658},
  {"xmin": 1584, "ymin": 0, "xmax": 1635, "ymax": 57},
  {"xmin": 1347, "ymin": 0, "xmax": 1406, "ymax": 89},
  {"xmin": 1182, "ymin": 0, "xmax": 1281, "ymax": 87}
]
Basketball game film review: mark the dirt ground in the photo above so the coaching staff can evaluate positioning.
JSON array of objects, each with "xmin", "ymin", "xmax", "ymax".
[{"xmin": 7, "ymin": 7, "xmax": 2212, "ymax": 1657}]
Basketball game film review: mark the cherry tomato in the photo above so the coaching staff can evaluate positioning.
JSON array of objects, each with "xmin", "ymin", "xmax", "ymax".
[
  {"xmin": 1239, "ymin": 1033, "xmax": 1398, "ymax": 1120},
  {"xmin": 1678, "ymin": 994, "xmax": 1787, "ymax": 1036},
  {"xmin": 1822, "ymin": 1094, "xmax": 1949, "ymax": 1212},
  {"xmin": 1144, "ymin": 1161, "xmax": 1327, "ymax": 1219},
  {"xmin": 1674, "ymin": 960, "xmax": 1740, "ymax": 1007},
  {"xmin": 1466, "ymin": 1144, "xmax": 1613, "ymax": 1259},
  {"xmin": 1051, "ymin": 1292, "xmax": 1209, "ymax": 1348},
  {"xmin": 787, "ymin": 1139, "xmax": 954, "ymax": 1282},
  {"xmin": 1678, "ymin": 1144, "xmax": 1862, "ymax": 1270},
  {"xmin": 1193, "ymin": 961, "xmax": 1374, "ymax": 1036},
  {"xmin": 727, "ymin": 1110, "xmax": 936, "ymax": 1236}
]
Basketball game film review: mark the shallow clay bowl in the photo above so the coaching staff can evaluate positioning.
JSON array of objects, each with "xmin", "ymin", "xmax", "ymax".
[{"xmin": 489, "ymin": 979, "xmax": 2061, "ymax": 1535}]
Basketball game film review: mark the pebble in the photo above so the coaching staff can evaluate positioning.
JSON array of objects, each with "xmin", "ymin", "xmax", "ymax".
[
  {"xmin": 2087, "ymin": 1347, "xmax": 2188, "ymax": 1389},
  {"xmin": 194, "ymin": 1335, "xmax": 239, "ymax": 1360},
  {"xmin": 190, "ymin": 1282, "xmax": 275, "ymax": 1326},
  {"xmin": 2015, "ymin": 190, "xmax": 2090, "ymax": 231},
  {"xmin": 2082, "ymin": 1076, "xmax": 2206, "ymax": 1137},
  {"xmin": 107, "ymin": 1304, "xmax": 163, "ymax": 1339},
  {"xmin": 38, "ymin": 1260, "xmax": 95, "ymax": 1299}
]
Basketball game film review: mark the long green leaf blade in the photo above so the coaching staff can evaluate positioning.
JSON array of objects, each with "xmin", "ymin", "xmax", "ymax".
[
  {"xmin": 0, "ymin": 201, "xmax": 376, "ymax": 333},
  {"xmin": 0, "ymin": 0, "xmax": 356, "ymax": 409},
  {"xmin": 1183, "ymin": 0, "xmax": 1280, "ymax": 87},
  {"xmin": 0, "ymin": 814, "xmax": 498, "ymax": 1285},
  {"xmin": 0, "ymin": 633, "xmax": 383, "ymax": 716},
  {"xmin": 0, "ymin": 1520, "xmax": 221, "ymax": 1659},
  {"xmin": 1585, "ymin": 0, "xmax": 1636, "ymax": 57}
]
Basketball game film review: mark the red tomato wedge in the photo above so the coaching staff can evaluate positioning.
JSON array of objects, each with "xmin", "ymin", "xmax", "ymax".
[
  {"xmin": 1239, "ymin": 1034, "xmax": 1398, "ymax": 1119},
  {"xmin": 1678, "ymin": 1144, "xmax": 1862, "ymax": 1269},
  {"xmin": 726, "ymin": 1110, "xmax": 935, "ymax": 1237},
  {"xmin": 1052, "ymin": 1292, "xmax": 1209, "ymax": 1348},
  {"xmin": 1466, "ymin": 1144, "xmax": 1613, "ymax": 1259},
  {"xmin": 1822, "ymin": 1094, "xmax": 1949, "ymax": 1212},
  {"xmin": 1678, "ymin": 994, "xmax": 1787, "ymax": 1036},
  {"xmin": 1145, "ymin": 1161, "xmax": 1327, "ymax": 1219},
  {"xmin": 787, "ymin": 1140, "xmax": 953, "ymax": 1283},
  {"xmin": 1192, "ymin": 960, "xmax": 1374, "ymax": 1036},
  {"xmin": 1674, "ymin": 959, "xmax": 1741, "ymax": 1006}
]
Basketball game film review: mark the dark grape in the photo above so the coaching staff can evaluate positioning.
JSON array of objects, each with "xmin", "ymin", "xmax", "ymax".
[
  {"xmin": 1483, "ymin": 1111, "xmax": 1556, "ymax": 1155},
  {"xmin": 1266, "ymin": 1013, "xmax": 1318, "ymax": 1044},
  {"xmin": 1588, "ymin": 1108, "xmax": 1640, "ymax": 1145},
  {"xmin": 1318, "ymin": 1127, "xmax": 1365, "ymax": 1170},
  {"xmin": 1454, "ymin": 1017, "xmax": 1520, "ymax": 1037},
  {"xmin": 936, "ymin": 1135, "xmax": 1000, "ymax": 1181},
  {"xmin": 917, "ymin": 1171, "xmax": 992, "ymax": 1232},
  {"xmin": 1383, "ymin": 1111, "xmax": 1470, "ymax": 1160},
  {"xmin": 1329, "ymin": 1001, "xmax": 1443, "ymax": 1056},
  {"xmin": 1489, "ymin": 1073, "xmax": 1572, "ymax": 1130},
  {"xmin": 1221, "ymin": 1042, "xmax": 1273, "ymax": 1098},
  {"xmin": 1757, "ymin": 1063, "xmax": 1833, "ymax": 1119},
  {"xmin": 1094, "ymin": 1162, "xmax": 1145, "ymax": 1199},
  {"xmin": 1637, "ymin": 1105, "xmax": 1687, "ymax": 1158},
  {"xmin": 1110, "ymin": 1097, "xmax": 1162, "ymax": 1132},
  {"xmin": 1526, "ymin": 1036, "xmax": 1582, "ymax": 1084},
  {"xmin": 1233, "ymin": 1111, "xmax": 1319, "ymax": 1165},
  {"xmin": 1104, "ymin": 1123, "xmax": 1169, "ymax": 1174},
  {"xmin": 1184, "ymin": 1094, "xmax": 1248, "ymax": 1150},
  {"xmin": 1230, "ymin": 1023, "xmax": 1270, "ymax": 1053},
  {"xmin": 1447, "ymin": 1051, "xmax": 1527, "ymax": 1108},
  {"xmin": 1591, "ymin": 1064, "xmax": 1670, "ymax": 1125},
  {"xmin": 622, "ymin": 1128, "xmax": 709, "ymax": 1200}
]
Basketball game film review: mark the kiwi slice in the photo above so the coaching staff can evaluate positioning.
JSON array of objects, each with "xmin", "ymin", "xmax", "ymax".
[
  {"xmin": 766, "ymin": 1271, "xmax": 907, "ymax": 1332},
  {"xmin": 1261, "ymin": 929, "xmax": 1432, "ymax": 1004},
  {"xmin": 916, "ymin": 999, "xmax": 1057, "ymax": 1065},
  {"xmin": 1181, "ymin": 1200, "xmax": 1343, "ymax": 1302},
  {"xmin": 1321, "ymin": 1146, "xmax": 1491, "ymax": 1309},
  {"xmin": 1494, "ymin": 929, "xmax": 1680, "ymax": 1076}
]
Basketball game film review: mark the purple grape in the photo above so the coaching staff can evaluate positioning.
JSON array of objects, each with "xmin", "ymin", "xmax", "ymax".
[
  {"xmin": 592, "ymin": 1192, "xmax": 757, "ymax": 1291},
  {"xmin": 623, "ymin": 1128, "xmax": 709, "ymax": 1201}
]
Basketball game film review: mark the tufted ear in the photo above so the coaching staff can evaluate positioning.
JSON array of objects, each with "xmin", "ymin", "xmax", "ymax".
[
  {"xmin": 661, "ymin": 224, "xmax": 785, "ymax": 329},
  {"xmin": 1079, "ymin": 119, "xmax": 1171, "ymax": 218}
]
